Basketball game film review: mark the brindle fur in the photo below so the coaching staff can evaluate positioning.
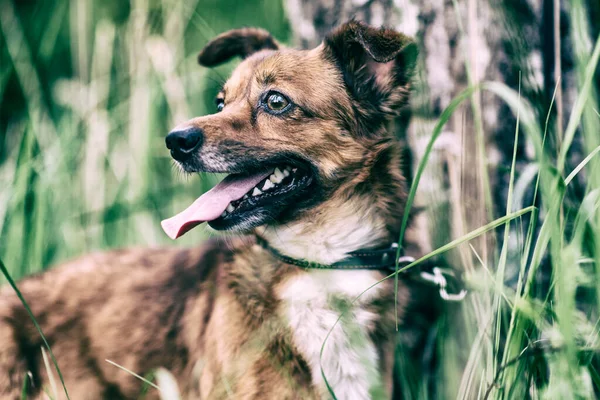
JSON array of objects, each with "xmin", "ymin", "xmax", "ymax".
[{"xmin": 1, "ymin": 21, "xmax": 425, "ymax": 399}]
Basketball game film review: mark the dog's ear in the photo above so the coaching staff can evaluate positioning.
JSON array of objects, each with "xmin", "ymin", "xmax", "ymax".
[
  {"xmin": 323, "ymin": 20, "xmax": 418, "ymax": 123},
  {"xmin": 198, "ymin": 28, "xmax": 280, "ymax": 67}
]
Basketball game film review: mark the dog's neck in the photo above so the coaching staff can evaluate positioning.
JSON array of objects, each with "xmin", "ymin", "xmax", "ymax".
[{"xmin": 257, "ymin": 194, "xmax": 392, "ymax": 265}]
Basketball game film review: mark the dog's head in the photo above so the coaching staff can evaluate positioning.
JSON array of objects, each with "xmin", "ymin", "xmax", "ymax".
[{"xmin": 161, "ymin": 21, "xmax": 417, "ymax": 240}]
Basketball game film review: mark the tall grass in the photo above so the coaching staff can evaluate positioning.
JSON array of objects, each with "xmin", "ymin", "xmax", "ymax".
[
  {"xmin": 422, "ymin": 13, "xmax": 600, "ymax": 400},
  {"xmin": 0, "ymin": 0, "xmax": 289, "ymax": 280},
  {"xmin": 1, "ymin": 0, "xmax": 599, "ymax": 399}
]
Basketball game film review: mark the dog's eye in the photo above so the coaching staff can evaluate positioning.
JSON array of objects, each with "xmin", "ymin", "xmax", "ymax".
[
  {"xmin": 216, "ymin": 99, "xmax": 224, "ymax": 112},
  {"xmin": 265, "ymin": 92, "xmax": 290, "ymax": 113}
]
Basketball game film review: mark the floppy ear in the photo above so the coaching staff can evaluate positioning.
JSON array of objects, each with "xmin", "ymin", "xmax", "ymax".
[
  {"xmin": 323, "ymin": 20, "xmax": 418, "ymax": 123},
  {"xmin": 198, "ymin": 28, "xmax": 280, "ymax": 67}
]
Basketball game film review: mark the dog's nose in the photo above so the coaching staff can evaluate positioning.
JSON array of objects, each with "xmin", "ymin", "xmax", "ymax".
[{"xmin": 165, "ymin": 127, "xmax": 203, "ymax": 160}]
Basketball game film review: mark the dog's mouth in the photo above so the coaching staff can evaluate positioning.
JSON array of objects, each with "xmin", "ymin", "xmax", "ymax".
[{"xmin": 161, "ymin": 164, "xmax": 313, "ymax": 239}]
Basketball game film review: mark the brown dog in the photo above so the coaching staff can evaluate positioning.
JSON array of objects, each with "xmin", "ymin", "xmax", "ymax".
[{"xmin": 0, "ymin": 21, "xmax": 423, "ymax": 399}]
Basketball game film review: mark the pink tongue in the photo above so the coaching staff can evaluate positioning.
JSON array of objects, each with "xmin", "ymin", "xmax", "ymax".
[{"xmin": 161, "ymin": 171, "xmax": 272, "ymax": 239}]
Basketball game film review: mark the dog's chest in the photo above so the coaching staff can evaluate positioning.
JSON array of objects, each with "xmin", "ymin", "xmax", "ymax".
[{"xmin": 277, "ymin": 270, "xmax": 386, "ymax": 400}]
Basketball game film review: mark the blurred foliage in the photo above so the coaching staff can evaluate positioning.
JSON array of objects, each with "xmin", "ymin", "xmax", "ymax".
[{"xmin": 0, "ymin": 0, "xmax": 289, "ymax": 277}]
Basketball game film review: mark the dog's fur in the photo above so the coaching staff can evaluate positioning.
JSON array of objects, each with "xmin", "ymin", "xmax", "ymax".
[{"xmin": 0, "ymin": 21, "xmax": 423, "ymax": 399}]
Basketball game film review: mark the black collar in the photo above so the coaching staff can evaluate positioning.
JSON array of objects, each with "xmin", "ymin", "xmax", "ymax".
[
  {"xmin": 255, "ymin": 236, "xmax": 468, "ymax": 301},
  {"xmin": 255, "ymin": 236, "xmax": 413, "ymax": 271}
]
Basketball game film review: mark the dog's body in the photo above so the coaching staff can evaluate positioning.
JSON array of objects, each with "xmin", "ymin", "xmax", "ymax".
[
  {"xmin": 1, "ymin": 238, "xmax": 406, "ymax": 399},
  {"xmin": 1, "ymin": 22, "xmax": 425, "ymax": 399}
]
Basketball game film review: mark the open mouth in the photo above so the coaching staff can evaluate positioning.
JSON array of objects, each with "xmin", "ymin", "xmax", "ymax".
[{"xmin": 161, "ymin": 164, "xmax": 313, "ymax": 239}]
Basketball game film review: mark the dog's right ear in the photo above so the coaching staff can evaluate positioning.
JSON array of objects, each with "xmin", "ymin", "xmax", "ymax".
[
  {"xmin": 198, "ymin": 28, "xmax": 280, "ymax": 67},
  {"xmin": 322, "ymin": 21, "xmax": 418, "ymax": 129}
]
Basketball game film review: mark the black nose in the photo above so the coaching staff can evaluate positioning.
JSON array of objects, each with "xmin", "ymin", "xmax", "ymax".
[{"xmin": 165, "ymin": 127, "xmax": 203, "ymax": 161}]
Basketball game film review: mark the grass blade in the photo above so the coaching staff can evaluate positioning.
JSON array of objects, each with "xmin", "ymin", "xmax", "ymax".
[
  {"xmin": 105, "ymin": 359, "xmax": 161, "ymax": 392},
  {"xmin": 557, "ymin": 33, "xmax": 600, "ymax": 174},
  {"xmin": 394, "ymin": 84, "xmax": 483, "ymax": 328},
  {"xmin": 0, "ymin": 258, "xmax": 70, "ymax": 400}
]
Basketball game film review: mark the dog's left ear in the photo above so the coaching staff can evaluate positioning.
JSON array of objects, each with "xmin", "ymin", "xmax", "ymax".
[
  {"xmin": 198, "ymin": 28, "xmax": 280, "ymax": 67},
  {"xmin": 323, "ymin": 21, "xmax": 418, "ymax": 121}
]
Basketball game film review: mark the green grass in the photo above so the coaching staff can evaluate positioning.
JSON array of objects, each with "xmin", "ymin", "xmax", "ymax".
[
  {"xmin": 0, "ymin": 0, "xmax": 289, "ymax": 277},
  {"xmin": 1, "ymin": 0, "xmax": 600, "ymax": 399}
]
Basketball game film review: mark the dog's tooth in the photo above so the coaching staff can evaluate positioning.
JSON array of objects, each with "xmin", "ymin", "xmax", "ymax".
[
  {"xmin": 243, "ymin": 194, "xmax": 249, "ymax": 200},
  {"xmin": 226, "ymin": 204, "xmax": 235, "ymax": 213},
  {"xmin": 292, "ymin": 168, "xmax": 298, "ymax": 173},
  {"xmin": 253, "ymin": 187, "xmax": 262, "ymax": 196},
  {"xmin": 263, "ymin": 179, "xmax": 274, "ymax": 190},
  {"xmin": 283, "ymin": 169, "xmax": 290, "ymax": 177},
  {"xmin": 271, "ymin": 168, "xmax": 284, "ymax": 183},
  {"xmin": 271, "ymin": 174, "xmax": 283, "ymax": 184},
  {"xmin": 274, "ymin": 167, "xmax": 285, "ymax": 180},
  {"xmin": 221, "ymin": 211, "xmax": 227, "ymax": 217}
]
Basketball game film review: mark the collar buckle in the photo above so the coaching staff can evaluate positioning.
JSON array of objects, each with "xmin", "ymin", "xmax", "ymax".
[
  {"xmin": 388, "ymin": 242, "xmax": 416, "ymax": 266},
  {"xmin": 382, "ymin": 242, "xmax": 398, "ymax": 265}
]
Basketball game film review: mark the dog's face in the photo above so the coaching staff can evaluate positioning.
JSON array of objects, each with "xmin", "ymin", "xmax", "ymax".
[{"xmin": 161, "ymin": 22, "xmax": 417, "ymax": 239}]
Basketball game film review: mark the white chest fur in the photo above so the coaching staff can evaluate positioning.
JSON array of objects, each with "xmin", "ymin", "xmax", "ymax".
[
  {"xmin": 258, "ymin": 196, "xmax": 388, "ymax": 265},
  {"xmin": 278, "ymin": 270, "xmax": 385, "ymax": 400}
]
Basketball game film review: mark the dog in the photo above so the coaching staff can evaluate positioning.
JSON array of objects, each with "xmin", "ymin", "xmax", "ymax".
[{"xmin": 0, "ymin": 21, "xmax": 426, "ymax": 399}]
